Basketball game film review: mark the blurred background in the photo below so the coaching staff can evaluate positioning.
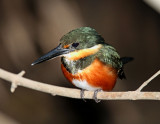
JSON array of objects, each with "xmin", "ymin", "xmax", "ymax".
[{"xmin": 0, "ymin": 0, "xmax": 160, "ymax": 124}]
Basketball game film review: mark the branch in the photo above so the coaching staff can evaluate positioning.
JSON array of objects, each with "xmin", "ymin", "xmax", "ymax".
[
  {"xmin": 0, "ymin": 68, "xmax": 160, "ymax": 100},
  {"xmin": 136, "ymin": 70, "xmax": 160, "ymax": 91}
]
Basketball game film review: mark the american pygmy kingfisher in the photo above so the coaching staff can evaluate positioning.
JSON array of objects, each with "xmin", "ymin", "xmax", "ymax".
[{"xmin": 32, "ymin": 27, "xmax": 133, "ymax": 102}]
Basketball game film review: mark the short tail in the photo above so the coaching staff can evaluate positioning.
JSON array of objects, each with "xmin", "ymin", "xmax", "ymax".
[
  {"xmin": 120, "ymin": 57, "xmax": 134, "ymax": 65},
  {"xmin": 118, "ymin": 57, "xmax": 134, "ymax": 79}
]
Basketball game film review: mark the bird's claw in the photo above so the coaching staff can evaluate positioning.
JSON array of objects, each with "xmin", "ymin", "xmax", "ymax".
[
  {"xmin": 80, "ymin": 89, "xmax": 86, "ymax": 102},
  {"xmin": 80, "ymin": 89, "xmax": 102, "ymax": 103},
  {"xmin": 93, "ymin": 89, "xmax": 102, "ymax": 103}
]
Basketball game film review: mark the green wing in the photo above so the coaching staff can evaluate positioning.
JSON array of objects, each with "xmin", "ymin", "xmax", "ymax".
[{"xmin": 96, "ymin": 44, "xmax": 123, "ymax": 70}]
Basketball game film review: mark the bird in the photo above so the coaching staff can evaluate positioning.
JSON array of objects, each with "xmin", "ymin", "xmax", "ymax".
[{"xmin": 31, "ymin": 27, "xmax": 133, "ymax": 102}]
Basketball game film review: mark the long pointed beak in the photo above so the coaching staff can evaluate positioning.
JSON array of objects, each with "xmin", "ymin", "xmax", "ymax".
[{"xmin": 31, "ymin": 44, "xmax": 71, "ymax": 66}]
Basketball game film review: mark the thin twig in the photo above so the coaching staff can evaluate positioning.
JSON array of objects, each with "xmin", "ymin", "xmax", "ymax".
[
  {"xmin": 136, "ymin": 70, "xmax": 160, "ymax": 91},
  {"xmin": 0, "ymin": 68, "xmax": 160, "ymax": 100}
]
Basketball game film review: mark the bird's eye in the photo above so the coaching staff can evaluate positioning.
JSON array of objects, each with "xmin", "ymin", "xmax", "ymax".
[{"xmin": 72, "ymin": 43, "xmax": 79, "ymax": 48}]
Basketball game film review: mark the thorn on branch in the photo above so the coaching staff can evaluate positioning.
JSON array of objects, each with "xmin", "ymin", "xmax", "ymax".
[
  {"xmin": 18, "ymin": 71, "xmax": 25, "ymax": 77},
  {"xmin": 10, "ymin": 70, "xmax": 25, "ymax": 93}
]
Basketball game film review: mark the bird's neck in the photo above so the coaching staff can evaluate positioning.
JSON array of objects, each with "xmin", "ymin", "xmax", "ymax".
[{"xmin": 61, "ymin": 55, "xmax": 95, "ymax": 74}]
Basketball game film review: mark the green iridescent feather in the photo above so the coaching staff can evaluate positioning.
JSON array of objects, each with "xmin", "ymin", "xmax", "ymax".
[{"xmin": 61, "ymin": 27, "xmax": 133, "ymax": 79}]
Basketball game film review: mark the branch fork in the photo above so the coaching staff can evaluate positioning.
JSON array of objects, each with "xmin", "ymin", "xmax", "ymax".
[{"xmin": 10, "ymin": 71, "xmax": 25, "ymax": 93}]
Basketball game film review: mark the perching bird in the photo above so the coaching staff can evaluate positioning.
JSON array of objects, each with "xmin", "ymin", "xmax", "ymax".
[{"xmin": 31, "ymin": 27, "xmax": 133, "ymax": 102}]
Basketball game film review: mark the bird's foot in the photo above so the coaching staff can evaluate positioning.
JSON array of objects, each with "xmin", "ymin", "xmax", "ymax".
[
  {"xmin": 93, "ymin": 89, "xmax": 102, "ymax": 103},
  {"xmin": 80, "ymin": 89, "xmax": 86, "ymax": 102}
]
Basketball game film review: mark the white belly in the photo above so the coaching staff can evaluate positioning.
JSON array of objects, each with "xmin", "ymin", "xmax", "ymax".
[{"xmin": 72, "ymin": 79, "xmax": 100, "ymax": 91}]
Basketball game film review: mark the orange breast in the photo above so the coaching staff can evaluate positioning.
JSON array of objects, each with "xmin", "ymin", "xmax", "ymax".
[{"xmin": 61, "ymin": 58, "xmax": 118, "ymax": 91}]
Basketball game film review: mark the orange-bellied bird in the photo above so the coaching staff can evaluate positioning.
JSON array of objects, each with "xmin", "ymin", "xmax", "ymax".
[{"xmin": 31, "ymin": 27, "xmax": 133, "ymax": 102}]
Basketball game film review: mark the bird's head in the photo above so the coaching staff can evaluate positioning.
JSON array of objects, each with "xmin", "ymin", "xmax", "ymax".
[{"xmin": 31, "ymin": 27, "xmax": 105, "ymax": 65}]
